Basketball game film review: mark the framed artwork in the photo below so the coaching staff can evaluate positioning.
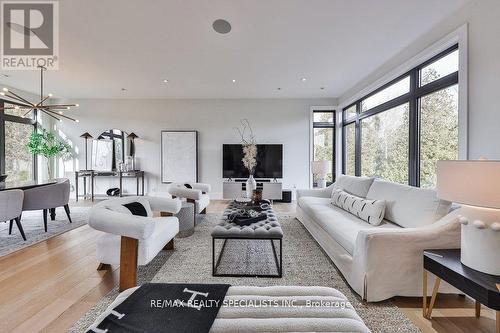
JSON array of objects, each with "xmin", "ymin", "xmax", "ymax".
[{"xmin": 161, "ymin": 130, "xmax": 198, "ymax": 183}]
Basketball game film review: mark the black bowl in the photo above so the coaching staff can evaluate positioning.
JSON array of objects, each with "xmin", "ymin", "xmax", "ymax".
[{"xmin": 0, "ymin": 174, "xmax": 7, "ymax": 182}]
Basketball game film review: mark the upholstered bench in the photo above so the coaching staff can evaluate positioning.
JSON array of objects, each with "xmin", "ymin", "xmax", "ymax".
[
  {"xmin": 211, "ymin": 202, "xmax": 283, "ymax": 277},
  {"xmin": 87, "ymin": 285, "xmax": 371, "ymax": 333}
]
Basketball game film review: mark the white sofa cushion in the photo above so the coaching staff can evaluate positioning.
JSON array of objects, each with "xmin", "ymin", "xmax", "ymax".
[
  {"xmin": 331, "ymin": 189, "xmax": 386, "ymax": 226},
  {"xmin": 333, "ymin": 175, "xmax": 374, "ymax": 198},
  {"xmin": 298, "ymin": 196, "xmax": 400, "ymax": 255},
  {"xmin": 366, "ymin": 179, "xmax": 452, "ymax": 228}
]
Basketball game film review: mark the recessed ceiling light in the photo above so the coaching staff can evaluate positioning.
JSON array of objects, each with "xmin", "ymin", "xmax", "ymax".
[
  {"xmin": 232, "ymin": 79, "xmax": 236, "ymax": 83},
  {"xmin": 213, "ymin": 19, "xmax": 231, "ymax": 34},
  {"xmin": 320, "ymin": 87, "xmax": 325, "ymax": 90},
  {"xmin": 301, "ymin": 78, "xmax": 307, "ymax": 82},
  {"xmin": 163, "ymin": 79, "xmax": 168, "ymax": 83},
  {"xmin": 277, "ymin": 87, "xmax": 282, "ymax": 91}
]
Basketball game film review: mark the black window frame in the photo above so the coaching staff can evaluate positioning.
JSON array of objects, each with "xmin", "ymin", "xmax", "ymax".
[
  {"xmin": 0, "ymin": 99, "xmax": 38, "ymax": 179},
  {"xmin": 342, "ymin": 44, "xmax": 459, "ymax": 187},
  {"xmin": 312, "ymin": 109, "xmax": 336, "ymax": 185}
]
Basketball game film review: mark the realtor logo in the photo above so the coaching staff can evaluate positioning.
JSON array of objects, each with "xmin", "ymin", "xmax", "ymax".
[{"xmin": 1, "ymin": 1, "xmax": 59, "ymax": 70}]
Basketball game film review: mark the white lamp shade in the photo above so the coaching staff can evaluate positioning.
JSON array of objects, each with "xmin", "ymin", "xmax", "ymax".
[
  {"xmin": 437, "ymin": 160, "xmax": 500, "ymax": 209},
  {"xmin": 311, "ymin": 160, "xmax": 330, "ymax": 175}
]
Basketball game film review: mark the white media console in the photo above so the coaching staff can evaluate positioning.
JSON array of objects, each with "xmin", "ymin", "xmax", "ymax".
[{"xmin": 223, "ymin": 180, "xmax": 282, "ymax": 200}]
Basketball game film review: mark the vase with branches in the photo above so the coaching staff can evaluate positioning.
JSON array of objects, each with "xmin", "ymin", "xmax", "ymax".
[
  {"xmin": 235, "ymin": 119, "xmax": 258, "ymax": 197},
  {"xmin": 27, "ymin": 128, "xmax": 72, "ymax": 180}
]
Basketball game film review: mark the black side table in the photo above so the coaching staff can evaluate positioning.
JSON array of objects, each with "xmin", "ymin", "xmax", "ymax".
[{"xmin": 423, "ymin": 249, "xmax": 500, "ymax": 332}]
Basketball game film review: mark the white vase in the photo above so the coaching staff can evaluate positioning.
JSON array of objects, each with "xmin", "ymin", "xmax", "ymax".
[{"xmin": 246, "ymin": 175, "xmax": 256, "ymax": 198}]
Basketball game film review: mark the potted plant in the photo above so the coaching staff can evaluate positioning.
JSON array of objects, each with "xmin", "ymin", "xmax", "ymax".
[{"xmin": 27, "ymin": 128, "xmax": 72, "ymax": 180}]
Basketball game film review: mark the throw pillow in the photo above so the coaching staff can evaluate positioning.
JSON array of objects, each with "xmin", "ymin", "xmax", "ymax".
[
  {"xmin": 332, "ymin": 175, "xmax": 375, "ymax": 198},
  {"xmin": 184, "ymin": 183, "xmax": 206, "ymax": 194},
  {"xmin": 331, "ymin": 189, "xmax": 386, "ymax": 226},
  {"xmin": 123, "ymin": 201, "xmax": 148, "ymax": 217}
]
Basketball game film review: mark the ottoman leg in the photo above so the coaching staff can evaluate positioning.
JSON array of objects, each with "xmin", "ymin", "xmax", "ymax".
[{"xmin": 119, "ymin": 236, "xmax": 138, "ymax": 292}]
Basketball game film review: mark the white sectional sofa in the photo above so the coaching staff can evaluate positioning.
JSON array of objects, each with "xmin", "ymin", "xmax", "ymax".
[{"xmin": 296, "ymin": 175, "xmax": 461, "ymax": 302}]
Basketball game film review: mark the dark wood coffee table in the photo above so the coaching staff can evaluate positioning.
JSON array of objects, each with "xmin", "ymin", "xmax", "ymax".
[{"xmin": 423, "ymin": 249, "xmax": 500, "ymax": 332}]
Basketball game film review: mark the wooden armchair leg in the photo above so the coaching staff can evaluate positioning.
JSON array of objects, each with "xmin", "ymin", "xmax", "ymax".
[
  {"xmin": 164, "ymin": 239, "xmax": 174, "ymax": 250},
  {"xmin": 119, "ymin": 236, "xmax": 138, "ymax": 292},
  {"xmin": 97, "ymin": 263, "xmax": 111, "ymax": 271}
]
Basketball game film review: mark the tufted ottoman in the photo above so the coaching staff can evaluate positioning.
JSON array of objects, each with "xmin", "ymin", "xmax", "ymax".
[{"xmin": 211, "ymin": 202, "xmax": 283, "ymax": 277}]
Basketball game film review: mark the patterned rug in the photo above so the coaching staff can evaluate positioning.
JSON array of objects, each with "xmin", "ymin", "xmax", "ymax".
[
  {"xmin": 0, "ymin": 206, "xmax": 89, "ymax": 257},
  {"xmin": 71, "ymin": 213, "xmax": 420, "ymax": 333}
]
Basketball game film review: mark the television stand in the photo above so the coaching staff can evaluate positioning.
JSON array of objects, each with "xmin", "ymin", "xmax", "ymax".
[{"xmin": 222, "ymin": 181, "xmax": 282, "ymax": 200}]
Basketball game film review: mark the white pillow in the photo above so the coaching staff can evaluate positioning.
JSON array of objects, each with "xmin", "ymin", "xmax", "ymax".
[
  {"xmin": 331, "ymin": 189, "xmax": 386, "ymax": 226},
  {"xmin": 104, "ymin": 204, "xmax": 133, "ymax": 215},
  {"xmin": 332, "ymin": 175, "xmax": 375, "ymax": 198}
]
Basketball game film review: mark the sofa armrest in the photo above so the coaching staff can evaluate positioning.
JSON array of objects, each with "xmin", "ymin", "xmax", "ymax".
[
  {"xmin": 191, "ymin": 183, "xmax": 211, "ymax": 193},
  {"xmin": 147, "ymin": 196, "xmax": 182, "ymax": 214},
  {"xmin": 296, "ymin": 185, "xmax": 334, "ymax": 200},
  {"xmin": 168, "ymin": 186, "xmax": 203, "ymax": 200},
  {"xmin": 355, "ymin": 210, "xmax": 461, "ymax": 251},
  {"xmin": 351, "ymin": 210, "xmax": 461, "ymax": 300},
  {"xmin": 89, "ymin": 207, "xmax": 157, "ymax": 240}
]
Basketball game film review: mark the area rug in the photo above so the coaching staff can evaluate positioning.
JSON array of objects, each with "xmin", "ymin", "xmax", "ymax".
[
  {"xmin": 71, "ymin": 213, "xmax": 420, "ymax": 333},
  {"xmin": 0, "ymin": 206, "xmax": 89, "ymax": 257}
]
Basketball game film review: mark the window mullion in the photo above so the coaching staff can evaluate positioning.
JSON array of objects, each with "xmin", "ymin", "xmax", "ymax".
[
  {"xmin": 408, "ymin": 69, "xmax": 419, "ymax": 187},
  {"xmin": 0, "ymin": 100, "xmax": 4, "ymax": 174},
  {"xmin": 355, "ymin": 102, "xmax": 361, "ymax": 176}
]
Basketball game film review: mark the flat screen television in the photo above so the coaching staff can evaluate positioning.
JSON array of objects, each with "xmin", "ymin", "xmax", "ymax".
[{"xmin": 223, "ymin": 144, "xmax": 283, "ymax": 179}]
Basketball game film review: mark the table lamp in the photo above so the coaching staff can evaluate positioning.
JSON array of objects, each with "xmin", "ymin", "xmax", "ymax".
[
  {"xmin": 311, "ymin": 160, "xmax": 330, "ymax": 188},
  {"xmin": 80, "ymin": 132, "xmax": 93, "ymax": 170},
  {"xmin": 437, "ymin": 160, "xmax": 500, "ymax": 275}
]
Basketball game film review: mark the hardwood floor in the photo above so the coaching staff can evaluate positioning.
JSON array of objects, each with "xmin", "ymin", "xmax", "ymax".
[{"xmin": 0, "ymin": 200, "xmax": 495, "ymax": 333}]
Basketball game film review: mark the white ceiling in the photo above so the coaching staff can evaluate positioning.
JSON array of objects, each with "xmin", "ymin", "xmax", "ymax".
[{"xmin": 0, "ymin": 0, "xmax": 470, "ymax": 99}]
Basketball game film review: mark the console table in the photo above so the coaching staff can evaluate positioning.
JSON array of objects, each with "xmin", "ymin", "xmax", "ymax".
[
  {"xmin": 423, "ymin": 249, "xmax": 500, "ymax": 332},
  {"xmin": 75, "ymin": 170, "xmax": 145, "ymax": 201}
]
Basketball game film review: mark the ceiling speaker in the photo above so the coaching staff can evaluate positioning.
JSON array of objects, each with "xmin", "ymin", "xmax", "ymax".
[{"xmin": 213, "ymin": 19, "xmax": 231, "ymax": 34}]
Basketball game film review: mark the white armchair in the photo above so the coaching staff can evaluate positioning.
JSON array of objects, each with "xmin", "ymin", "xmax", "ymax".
[
  {"xmin": 168, "ymin": 183, "xmax": 211, "ymax": 214},
  {"xmin": 88, "ymin": 196, "xmax": 181, "ymax": 291}
]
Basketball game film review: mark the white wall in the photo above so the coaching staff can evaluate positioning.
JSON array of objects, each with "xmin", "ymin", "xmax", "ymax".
[
  {"xmin": 339, "ymin": 0, "xmax": 500, "ymax": 160},
  {"xmin": 57, "ymin": 98, "xmax": 336, "ymax": 199}
]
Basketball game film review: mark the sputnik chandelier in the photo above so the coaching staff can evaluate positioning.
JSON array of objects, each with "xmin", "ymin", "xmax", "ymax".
[{"xmin": 0, "ymin": 65, "xmax": 79, "ymax": 122}]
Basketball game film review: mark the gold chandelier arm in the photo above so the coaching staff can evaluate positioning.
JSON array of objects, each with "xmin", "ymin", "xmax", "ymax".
[
  {"xmin": 36, "ymin": 95, "xmax": 51, "ymax": 106},
  {"xmin": 40, "ymin": 109, "xmax": 61, "ymax": 122},
  {"xmin": 5, "ymin": 90, "xmax": 35, "ymax": 107},
  {"xmin": 22, "ymin": 108, "xmax": 35, "ymax": 117},
  {"xmin": 0, "ymin": 99, "xmax": 33, "ymax": 109},
  {"xmin": 43, "ymin": 104, "xmax": 78, "ymax": 108},
  {"xmin": 44, "ymin": 109, "xmax": 78, "ymax": 122}
]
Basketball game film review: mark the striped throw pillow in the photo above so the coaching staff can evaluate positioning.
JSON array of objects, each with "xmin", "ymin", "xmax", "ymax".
[{"xmin": 331, "ymin": 189, "xmax": 386, "ymax": 226}]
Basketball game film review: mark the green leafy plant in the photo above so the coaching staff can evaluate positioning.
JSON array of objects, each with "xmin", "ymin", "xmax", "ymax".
[{"xmin": 27, "ymin": 129, "xmax": 72, "ymax": 179}]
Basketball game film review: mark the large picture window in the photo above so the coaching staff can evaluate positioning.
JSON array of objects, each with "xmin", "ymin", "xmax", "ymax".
[
  {"xmin": 0, "ymin": 101, "xmax": 37, "ymax": 181},
  {"xmin": 342, "ymin": 45, "xmax": 459, "ymax": 188},
  {"xmin": 312, "ymin": 110, "xmax": 335, "ymax": 185}
]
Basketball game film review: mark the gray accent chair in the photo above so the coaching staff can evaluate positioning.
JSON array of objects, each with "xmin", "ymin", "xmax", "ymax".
[
  {"xmin": 22, "ymin": 178, "xmax": 72, "ymax": 232},
  {"xmin": 1, "ymin": 189, "xmax": 26, "ymax": 240}
]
